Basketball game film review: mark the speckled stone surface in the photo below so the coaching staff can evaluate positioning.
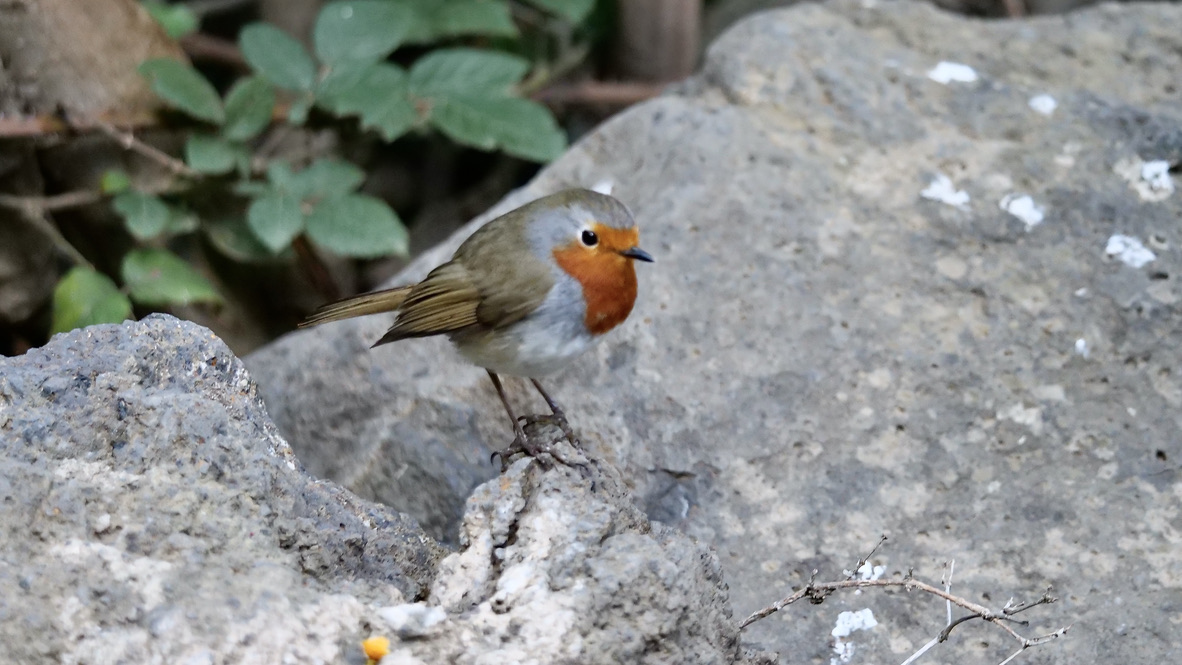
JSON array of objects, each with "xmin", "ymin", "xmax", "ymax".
[
  {"xmin": 0, "ymin": 315, "xmax": 444, "ymax": 664},
  {"xmin": 368, "ymin": 457, "xmax": 756, "ymax": 665},
  {"xmin": 249, "ymin": 1, "xmax": 1182, "ymax": 662}
]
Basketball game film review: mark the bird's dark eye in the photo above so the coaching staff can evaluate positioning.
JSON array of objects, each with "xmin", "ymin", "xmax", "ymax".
[{"xmin": 581, "ymin": 229, "xmax": 598, "ymax": 247}]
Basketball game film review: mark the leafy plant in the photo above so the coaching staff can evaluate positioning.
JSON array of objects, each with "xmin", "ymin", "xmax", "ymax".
[{"xmin": 50, "ymin": 0, "xmax": 589, "ymax": 336}]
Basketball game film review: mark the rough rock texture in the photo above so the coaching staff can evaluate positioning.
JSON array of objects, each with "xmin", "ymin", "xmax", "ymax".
[
  {"xmin": 0, "ymin": 0, "xmax": 183, "ymax": 116},
  {"xmin": 0, "ymin": 316, "xmax": 443, "ymax": 664},
  {"xmin": 249, "ymin": 1, "xmax": 1182, "ymax": 663},
  {"xmin": 1, "ymin": 315, "xmax": 747, "ymax": 665},
  {"xmin": 371, "ymin": 458, "xmax": 751, "ymax": 664}
]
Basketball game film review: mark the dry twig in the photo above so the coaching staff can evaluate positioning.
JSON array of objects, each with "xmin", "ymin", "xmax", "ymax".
[
  {"xmin": 740, "ymin": 538, "xmax": 1070, "ymax": 665},
  {"xmin": 92, "ymin": 121, "xmax": 197, "ymax": 178}
]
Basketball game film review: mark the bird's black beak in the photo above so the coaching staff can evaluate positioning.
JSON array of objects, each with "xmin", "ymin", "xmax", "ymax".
[{"xmin": 619, "ymin": 247, "xmax": 654, "ymax": 262}]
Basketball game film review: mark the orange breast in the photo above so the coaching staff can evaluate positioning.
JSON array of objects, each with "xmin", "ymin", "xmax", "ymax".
[{"xmin": 552, "ymin": 226, "xmax": 640, "ymax": 335}]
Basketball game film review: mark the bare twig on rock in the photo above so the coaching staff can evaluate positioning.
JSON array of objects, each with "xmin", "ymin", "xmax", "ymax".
[{"xmin": 740, "ymin": 541, "xmax": 1070, "ymax": 665}]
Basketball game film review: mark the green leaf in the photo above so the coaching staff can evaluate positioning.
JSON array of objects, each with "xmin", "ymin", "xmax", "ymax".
[
  {"xmin": 113, "ymin": 191, "xmax": 171, "ymax": 239},
  {"xmin": 205, "ymin": 216, "xmax": 287, "ymax": 262},
  {"xmin": 408, "ymin": 49, "xmax": 529, "ymax": 97},
  {"xmin": 222, "ymin": 77, "xmax": 276, "ymax": 140},
  {"xmin": 385, "ymin": 0, "xmax": 435, "ymax": 43},
  {"xmin": 287, "ymin": 95, "xmax": 314, "ymax": 125},
  {"xmin": 239, "ymin": 23, "xmax": 316, "ymax": 91},
  {"xmin": 143, "ymin": 1, "xmax": 200, "ymax": 38},
  {"xmin": 429, "ymin": 96, "xmax": 565, "ymax": 162},
  {"xmin": 305, "ymin": 194, "xmax": 407, "ymax": 257},
  {"xmin": 121, "ymin": 248, "xmax": 222, "ymax": 306},
  {"xmin": 247, "ymin": 192, "xmax": 304, "ymax": 253},
  {"xmin": 433, "ymin": 0, "xmax": 517, "ymax": 38},
  {"xmin": 520, "ymin": 0, "xmax": 595, "ymax": 23},
  {"xmin": 100, "ymin": 170, "xmax": 132, "ymax": 194},
  {"xmin": 317, "ymin": 63, "xmax": 417, "ymax": 140},
  {"xmin": 288, "ymin": 159, "xmax": 365, "ymax": 201},
  {"xmin": 266, "ymin": 161, "xmax": 298, "ymax": 190},
  {"xmin": 164, "ymin": 207, "xmax": 200, "ymax": 235},
  {"xmin": 51, "ymin": 267, "xmax": 133, "ymax": 334},
  {"xmin": 184, "ymin": 135, "xmax": 242, "ymax": 174},
  {"xmin": 139, "ymin": 59, "xmax": 225, "ymax": 124},
  {"xmin": 313, "ymin": 0, "xmax": 413, "ymax": 66},
  {"xmin": 388, "ymin": 0, "xmax": 515, "ymax": 41}
]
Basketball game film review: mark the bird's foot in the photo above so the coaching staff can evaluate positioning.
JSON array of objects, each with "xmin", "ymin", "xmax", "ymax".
[
  {"xmin": 518, "ymin": 411, "xmax": 581, "ymax": 449},
  {"xmin": 491, "ymin": 421, "xmax": 587, "ymax": 474}
]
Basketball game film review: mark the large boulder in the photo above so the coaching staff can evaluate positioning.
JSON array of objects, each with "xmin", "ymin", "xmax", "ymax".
[
  {"xmin": 248, "ymin": 1, "xmax": 1182, "ymax": 663},
  {"xmin": 0, "ymin": 315, "xmax": 750, "ymax": 664},
  {"xmin": 376, "ymin": 458, "xmax": 755, "ymax": 665},
  {"xmin": 0, "ymin": 316, "xmax": 443, "ymax": 663}
]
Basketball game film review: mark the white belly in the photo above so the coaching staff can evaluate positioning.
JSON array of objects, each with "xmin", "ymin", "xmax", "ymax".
[{"xmin": 452, "ymin": 316, "xmax": 599, "ymax": 377}]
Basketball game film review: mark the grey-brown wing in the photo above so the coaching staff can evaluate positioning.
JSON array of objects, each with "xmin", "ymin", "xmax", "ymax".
[
  {"xmin": 452, "ymin": 211, "xmax": 554, "ymax": 330},
  {"xmin": 373, "ymin": 262, "xmax": 481, "ymax": 346}
]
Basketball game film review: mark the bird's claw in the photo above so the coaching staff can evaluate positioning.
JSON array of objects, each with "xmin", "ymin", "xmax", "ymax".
[
  {"xmin": 518, "ymin": 412, "xmax": 581, "ymax": 449},
  {"xmin": 491, "ymin": 425, "xmax": 588, "ymax": 475}
]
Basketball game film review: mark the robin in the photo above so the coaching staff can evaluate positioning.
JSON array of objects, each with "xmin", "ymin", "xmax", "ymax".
[{"xmin": 300, "ymin": 188, "xmax": 653, "ymax": 466}]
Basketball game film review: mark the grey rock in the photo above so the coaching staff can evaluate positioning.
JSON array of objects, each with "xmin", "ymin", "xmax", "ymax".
[
  {"xmin": 0, "ymin": 315, "xmax": 444, "ymax": 664},
  {"xmin": 370, "ymin": 455, "xmax": 749, "ymax": 664},
  {"xmin": 249, "ymin": 1, "xmax": 1182, "ymax": 662}
]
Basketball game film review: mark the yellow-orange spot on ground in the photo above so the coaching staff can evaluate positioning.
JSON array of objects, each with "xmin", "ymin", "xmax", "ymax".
[{"xmin": 363, "ymin": 636, "xmax": 391, "ymax": 663}]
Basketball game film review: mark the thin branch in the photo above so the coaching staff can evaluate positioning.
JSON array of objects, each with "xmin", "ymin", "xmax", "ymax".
[
  {"xmin": 291, "ymin": 235, "xmax": 340, "ymax": 302},
  {"xmin": 0, "ymin": 191, "xmax": 103, "ymax": 213},
  {"xmin": 531, "ymin": 81, "xmax": 663, "ymax": 109},
  {"xmin": 0, "ymin": 110, "xmax": 160, "ymax": 138},
  {"xmin": 943, "ymin": 560, "xmax": 954, "ymax": 625},
  {"xmin": 846, "ymin": 534, "xmax": 888, "ymax": 580},
  {"xmin": 740, "ymin": 575, "xmax": 1069, "ymax": 665},
  {"xmin": 1003, "ymin": 588, "xmax": 1057, "ymax": 616},
  {"xmin": 180, "ymin": 32, "xmax": 248, "ymax": 70},
  {"xmin": 898, "ymin": 636, "xmax": 940, "ymax": 665},
  {"xmin": 92, "ymin": 122, "xmax": 198, "ymax": 178},
  {"xmin": 0, "ymin": 202, "xmax": 93, "ymax": 268}
]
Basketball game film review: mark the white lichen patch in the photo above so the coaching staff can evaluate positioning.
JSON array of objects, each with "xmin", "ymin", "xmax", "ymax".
[
  {"xmin": 1106, "ymin": 234, "xmax": 1156, "ymax": 268},
  {"xmin": 830, "ymin": 609, "xmax": 879, "ymax": 664},
  {"xmin": 1028, "ymin": 94, "xmax": 1057, "ymax": 116},
  {"xmin": 1075, "ymin": 338, "xmax": 1089, "ymax": 357},
  {"xmin": 921, "ymin": 173, "xmax": 970, "ymax": 210},
  {"xmin": 1115, "ymin": 157, "xmax": 1175, "ymax": 202},
  {"xmin": 927, "ymin": 61, "xmax": 978, "ymax": 84},
  {"xmin": 999, "ymin": 194, "xmax": 1045, "ymax": 230}
]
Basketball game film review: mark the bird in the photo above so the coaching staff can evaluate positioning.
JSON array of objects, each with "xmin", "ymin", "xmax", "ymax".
[{"xmin": 299, "ymin": 188, "xmax": 653, "ymax": 467}]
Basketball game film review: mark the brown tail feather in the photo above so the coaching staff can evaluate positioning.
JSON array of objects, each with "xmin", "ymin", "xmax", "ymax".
[{"xmin": 298, "ymin": 285, "xmax": 414, "ymax": 328}]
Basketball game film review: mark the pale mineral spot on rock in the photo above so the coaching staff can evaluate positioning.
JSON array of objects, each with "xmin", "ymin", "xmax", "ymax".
[
  {"xmin": 1105, "ymin": 234, "xmax": 1157, "ymax": 268},
  {"xmin": 926, "ymin": 61, "xmax": 979, "ymax": 84},
  {"xmin": 1114, "ymin": 157, "xmax": 1176, "ymax": 202},
  {"xmin": 1028, "ymin": 94, "xmax": 1058, "ymax": 116},
  {"xmin": 830, "ymin": 608, "xmax": 879, "ymax": 665},
  {"xmin": 920, "ymin": 173, "xmax": 971, "ymax": 211},
  {"xmin": 999, "ymin": 194, "xmax": 1045, "ymax": 230}
]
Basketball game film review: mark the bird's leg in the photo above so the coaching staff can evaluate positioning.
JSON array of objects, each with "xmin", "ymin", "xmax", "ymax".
[
  {"xmin": 523, "ymin": 378, "xmax": 581, "ymax": 449},
  {"xmin": 487, "ymin": 370, "xmax": 528, "ymax": 444},
  {"xmin": 486, "ymin": 370, "xmax": 533, "ymax": 469},
  {"xmin": 487, "ymin": 370, "xmax": 574, "ymax": 471}
]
